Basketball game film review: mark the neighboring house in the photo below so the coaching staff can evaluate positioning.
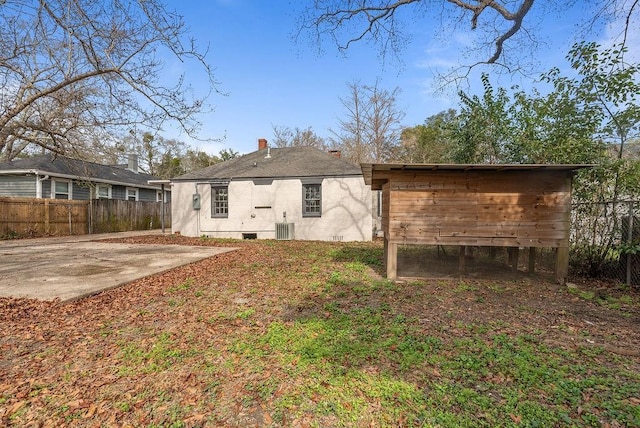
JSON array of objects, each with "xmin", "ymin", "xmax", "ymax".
[
  {"xmin": 0, "ymin": 154, "xmax": 169, "ymax": 202},
  {"xmin": 171, "ymin": 140, "xmax": 372, "ymax": 241}
]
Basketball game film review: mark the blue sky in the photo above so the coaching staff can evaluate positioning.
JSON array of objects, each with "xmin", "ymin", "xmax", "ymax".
[{"xmin": 162, "ymin": 1, "xmax": 638, "ymax": 155}]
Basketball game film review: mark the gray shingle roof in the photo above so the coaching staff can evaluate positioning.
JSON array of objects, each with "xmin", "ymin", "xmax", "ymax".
[
  {"xmin": 173, "ymin": 147, "xmax": 362, "ymax": 181},
  {"xmin": 0, "ymin": 154, "xmax": 160, "ymax": 188}
]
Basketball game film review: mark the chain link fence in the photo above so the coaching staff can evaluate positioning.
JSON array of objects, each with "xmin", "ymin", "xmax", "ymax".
[
  {"xmin": 392, "ymin": 201, "xmax": 640, "ymax": 286},
  {"xmin": 570, "ymin": 200, "xmax": 640, "ymax": 286},
  {"xmin": 396, "ymin": 244, "xmax": 559, "ymax": 281}
]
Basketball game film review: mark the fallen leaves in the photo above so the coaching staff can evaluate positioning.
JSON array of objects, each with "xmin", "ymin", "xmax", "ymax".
[
  {"xmin": 4, "ymin": 400, "xmax": 26, "ymax": 417},
  {"xmin": 0, "ymin": 235, "xmax": 638, "ymax": 426}
]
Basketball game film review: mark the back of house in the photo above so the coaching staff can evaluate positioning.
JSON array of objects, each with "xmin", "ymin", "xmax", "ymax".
[{"xmin": 171, "ymin": 142, "xmax": 372, "ymax": 241}]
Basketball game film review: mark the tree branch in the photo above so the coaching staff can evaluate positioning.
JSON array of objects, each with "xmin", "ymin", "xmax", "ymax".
[{"xmin": 1, "ymin": 0, "xmax": 216, "ymax": 160}]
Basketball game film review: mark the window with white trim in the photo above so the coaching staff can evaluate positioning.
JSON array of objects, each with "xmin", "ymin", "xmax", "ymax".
[
  {"xmin": 302, "ymin": 180, "xmax": 322, "ymax": 217},
  {"xmin": 211, "ymin": 185, "xmax": 228, "ymax": 218},
  {"xmin": 52, "ymin": 179, "xmax": 71, "ymax": 200},
  {"xmin": 96, "ymin": 184, "xmax": 111, "ymax": 199},
  {"xmin": 126, "ymin": 187, "xmax": 138, "ymax": 201}
]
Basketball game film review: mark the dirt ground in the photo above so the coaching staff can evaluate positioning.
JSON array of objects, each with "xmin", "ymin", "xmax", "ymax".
[
  {"xmin": 111, "ymin": 236, "xmax": 640, "ymax": 356},
  {"xmin": 1, "ymin": 234, "xmax": 638, "ymax": 426}
]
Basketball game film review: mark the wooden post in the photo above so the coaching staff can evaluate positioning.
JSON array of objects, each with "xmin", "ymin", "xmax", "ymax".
[
  {"xmin": 555, "ymin": 246, "xmax": 569, "ymax": 284},
  {"xmin": 459, "ymin": 245, "xmax": 466, "ymax": 274},
  {"xmin": 556, "ymin": 173, "xmax": 572, "ymax": 284},
  {"xmin": 44, "ymin": 199, "xmax": 50, "ymax": 235},
  {"xmin": 528, "ymin": 247, "xmax": 536, "ymax": 273},
  {"xmin": 160, "ymin": 183, "xmax": 166, "ymax": 233},
  {"xmin": 385, "ymin": 238, "xmax": 398, "ymax": 280},
  {"xmin": 489, "ymin": 247, "xmax": 496, "ymax": 260},
  {"xmin": 626, "ymin": 202, "xmax": 633, "ymax": 286},
  {"xmin": 68, "ymin": 204, "xmax": 73, "ymax": 235},
  {"xmin": 512, "ymin": 247, "xmax": 520, "ymax": 272},
  {"xmin": 88, "ymin": 199, "xmax": 93, "ymax": 234}
]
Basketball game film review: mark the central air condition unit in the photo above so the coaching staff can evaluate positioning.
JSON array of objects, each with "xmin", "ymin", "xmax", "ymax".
[{"xmin": 275, "ymin": 222, "xmax": 295, "ymax": 240}]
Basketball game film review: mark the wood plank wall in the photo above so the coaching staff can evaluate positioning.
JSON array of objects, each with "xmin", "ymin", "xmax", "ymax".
[{"xmin": 384, "ymin": 170, "xmax": 572, "ymax": 248}]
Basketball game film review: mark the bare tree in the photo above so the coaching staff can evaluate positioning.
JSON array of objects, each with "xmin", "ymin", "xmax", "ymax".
[
  {"xmin": 331, "ymin": 82, "xmax": 368, "ymax": 164},
  {"xmin": 0, "ymin": 0, "xmax": 218, "ymax": 161},
  {"xmin": 367, "ymin": 83, "xmax": 405, "ymax": 162},
  {"xmin": 271, "ymin": 125, "xmax": 327, "ymax": 150},
  {"xmin": 330, "ymin": 80, "xmax": 404, "ymax": 164},
  {"xmin": 297, "ymin": 0, "xmax": 639, "ymax": 82}
]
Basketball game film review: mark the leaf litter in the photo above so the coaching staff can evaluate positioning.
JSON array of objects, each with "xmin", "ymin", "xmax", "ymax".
[{"xmin": 1, "ymin": 235, "xmax": 638, "ymax": 426}]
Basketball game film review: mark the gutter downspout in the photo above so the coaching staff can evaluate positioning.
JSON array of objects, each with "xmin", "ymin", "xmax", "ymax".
[{"xmin": 34, "ymin": 171, "xmax": 49, "ymax": 199}]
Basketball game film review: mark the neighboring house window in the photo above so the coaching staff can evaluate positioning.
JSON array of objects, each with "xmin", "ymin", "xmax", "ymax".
[
  {"xmin": 211, "ymin": 185, "xmax": 228, "ymax": 218},
  {"xmin": 126, "ymin": 187, "xmax": 138, "ymax": 201},
  {"xmin": 96, "ymin": 184, "xmax": 111, "ymax": 199},
  {"xmin": 52, "ymin": 180, "xmax": 71, "ymax": 199},
  {"xmin": 302, "ymin": 182, "xmax": 322, "ymax": 217}
]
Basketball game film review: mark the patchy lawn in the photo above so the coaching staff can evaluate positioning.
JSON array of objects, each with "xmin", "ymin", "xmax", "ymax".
[{"xmin": 1, "ymin": 235, "xmax": 639, "ymax": 427}]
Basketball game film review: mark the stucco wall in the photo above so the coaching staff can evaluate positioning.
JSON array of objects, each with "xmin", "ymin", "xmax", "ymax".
[{"xmin": 172, "ymin": 177, "xmax": 372, "ymax": 241}]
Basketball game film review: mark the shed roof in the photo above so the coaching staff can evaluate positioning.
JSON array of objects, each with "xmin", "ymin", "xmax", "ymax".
[
  {"xmin": 361, "ymin": 163, "xmax": 594, "ymax": 190},
  {"xmin": 174, "ymin": 146, "xmax": 362, "ymax": 181},
  {"xmin": 0, "ymin": 154, "xmax": 162, "ymax": 189}
]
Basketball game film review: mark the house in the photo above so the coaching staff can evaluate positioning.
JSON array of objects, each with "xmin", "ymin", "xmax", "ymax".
[
  {"xmin": 171, "ymin": 139, "xmax": 372, "ymax": 241},
  {"xmin": 361, "ymin": 163, "xmax": 591, "ymax": 283},
  {"xmin": 0, "ymin": 154, "xmax": 169, "ymax": 202}
]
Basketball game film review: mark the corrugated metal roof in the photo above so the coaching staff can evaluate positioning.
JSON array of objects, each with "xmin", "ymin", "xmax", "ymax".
[
  {"xmin": 360, "ymin": 163, "xmax": 594, "ymax": 187},
  {"xmin": 174, "ymin": 146, "xmax": 362, "ymax": 181}
]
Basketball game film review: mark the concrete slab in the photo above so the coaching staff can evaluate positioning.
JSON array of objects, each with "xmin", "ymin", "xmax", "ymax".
[{"xmin": 0, "ymin": 233, "xmax": 236, "ymax": 301}]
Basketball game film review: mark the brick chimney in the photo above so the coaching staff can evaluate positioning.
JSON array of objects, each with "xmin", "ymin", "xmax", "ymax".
[
  {"xmin": 328, "ymin": 150, "xmax": 342, "ymax": 158},
  {"xmin": 258, "ymin": 138, "xmax": 268, "ymax": 150}
]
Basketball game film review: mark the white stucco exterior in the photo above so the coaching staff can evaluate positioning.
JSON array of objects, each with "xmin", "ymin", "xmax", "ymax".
[{"xmin": 172, "ymin": 176, "xmax": 373, "ymax": 241}]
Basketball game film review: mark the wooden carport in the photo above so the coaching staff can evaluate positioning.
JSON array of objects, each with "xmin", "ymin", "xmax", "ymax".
[{"xmin": 361, "ymin": 163, "xmax": 591, "ymax": 284}]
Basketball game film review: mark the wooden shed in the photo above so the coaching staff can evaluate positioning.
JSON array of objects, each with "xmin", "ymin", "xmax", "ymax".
[{"xmin": 361, "ymin": 164, "xmax": 591, "ymax": 283}]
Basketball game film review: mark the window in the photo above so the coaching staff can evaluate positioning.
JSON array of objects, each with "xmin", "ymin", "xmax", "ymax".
[
  {"xmin": 126, "ymin": 187, "xmax": 138, "ymax": 201},
  {"xmin": 156, "ymin": 191, "xmax": 163, "ymax": 202},
  {"xmin": 211, "ymin": 186, "xmax": 228, "ymax": 218},
  {"xmin": 53, "ymin": 180, "xmax": 71, "ymax": 199},
  {"xmin": 96, "ymin": 184, "xmax": 111, "ymax": 199},
  {"xmin": 302, "ymin": 182, "xmax": 322, "ymax": 217}
]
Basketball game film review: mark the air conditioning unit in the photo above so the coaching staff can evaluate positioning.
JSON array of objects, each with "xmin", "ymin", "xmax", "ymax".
[{"xmin": 275, "ymin": 222, "xmax": 295, "ymax": 240}]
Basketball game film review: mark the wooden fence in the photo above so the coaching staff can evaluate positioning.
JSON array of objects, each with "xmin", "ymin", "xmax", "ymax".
[
  {"xmin": 89, "ymin": 199, "xmax": 171, "ymax": 233},
  {"xmin": 0, "ymin": 197, "xmax": 171, "ymax": 238}
]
